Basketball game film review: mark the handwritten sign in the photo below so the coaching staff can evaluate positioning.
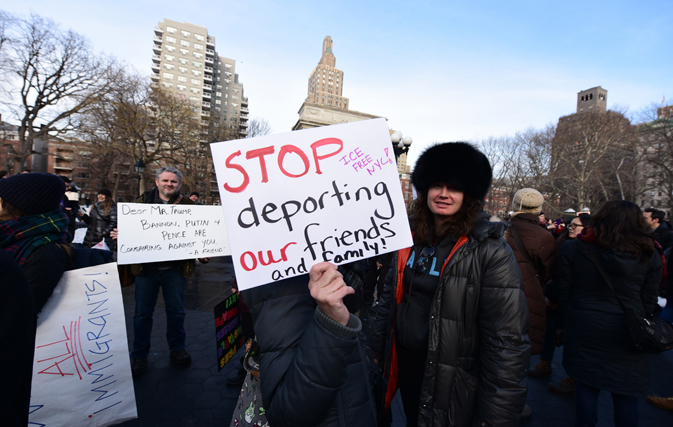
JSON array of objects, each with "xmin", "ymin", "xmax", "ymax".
[
  {"xmin": 116, "ymin": 203, "xmax": 231, "ymax": 265},
  {"xmin": 29, "ymin": 263, "xmax": 137, "ymax": 427},
  {"xmin": 211, "ymin": 118, "xmax": 413, "ymax": 290},
  {"xmin": 214, "ymin": 291, "xmax": 244, "ymax": 372}
]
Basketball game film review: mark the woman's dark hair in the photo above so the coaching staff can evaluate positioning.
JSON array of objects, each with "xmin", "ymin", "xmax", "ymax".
[
  {"xmin": 0, "ymin": 198, "xmax": 25, "ymax": 221},
  {"xmin": 577, "ymin": 213, "xmax": 591, "ymax": 227},
  {"xmin": 591, "ymin": 200, "xmax": 654, "ymax": 262},
  {"xmin": 410, "ymin": 191, "xmax": 482, "ymax": 244}
]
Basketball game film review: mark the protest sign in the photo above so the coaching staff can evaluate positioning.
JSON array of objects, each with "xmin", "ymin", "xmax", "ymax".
[
  {"xmin": 211, "ymin": 117, "xmax": 413, "ymax": 290},
  {"xmin": 29, "ymin": 263, "xmax": 137, "ymax": 427},
  {"xmin": 116, "ymin": 203, "xmax": 230, "ymax": 265},
  {"xmin": 213, "ymin": 291, "xmax": 244, "ymax": 372}
]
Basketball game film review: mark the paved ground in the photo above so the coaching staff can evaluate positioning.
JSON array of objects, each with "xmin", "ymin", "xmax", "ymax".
[{"xmin": 115, "ymin": 257, "xmax": 673, "ymax": 426}]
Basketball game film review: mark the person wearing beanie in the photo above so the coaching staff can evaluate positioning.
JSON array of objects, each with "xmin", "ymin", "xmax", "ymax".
[
  {"xmin": 369, "ymin": 142, "xmax": 530, "ymax": 427},
  {"xmin": 0, "ymin": 172, "xmax": 69, "ymax": 312},
  {"xmin": 82, "ymin": 188, "xmax": 117, "ymax": 250},
  {"xmin": 505, "ymin": 188, "xmax": 556, "ymax": 373}
]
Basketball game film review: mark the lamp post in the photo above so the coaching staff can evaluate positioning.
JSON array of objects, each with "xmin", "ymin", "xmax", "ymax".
[
  {"xmin": 134, "ymin": 159, "xmax": 146, "ymax": 197},
  {"xmin": 390, "ymin": 130, "xmax": 413, "ymax": 159}
]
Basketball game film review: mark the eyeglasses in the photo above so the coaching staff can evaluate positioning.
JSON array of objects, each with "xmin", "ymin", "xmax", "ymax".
[
  {"xmin": 568, "ymin": 223, "xmax": 583, "ymax": 229},
  {"xmin": 414, "ymin": 246, "xmax": 435, "ymax": 275}
]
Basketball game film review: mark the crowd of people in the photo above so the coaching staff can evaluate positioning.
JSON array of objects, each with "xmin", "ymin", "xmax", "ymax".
[{"xmin": 2, "ymin": 140, "xmax": 673, "ymax": 426}]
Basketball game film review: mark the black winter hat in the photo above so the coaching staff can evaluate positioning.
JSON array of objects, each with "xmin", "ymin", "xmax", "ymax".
[
  {"xmin": 0, "ymin": 172, "xmax": 66, "ymax": 215},
  {"xmin": 411, "ymin": 142, "xmax": 492, "ymax": 201},
  {"xmin": 97, "ymin": 188, "xmax": 112, "ymax": 199}
]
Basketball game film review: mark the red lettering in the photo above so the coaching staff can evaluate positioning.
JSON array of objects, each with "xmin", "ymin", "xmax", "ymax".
[
  {"xmin": 246, "ymin": 146, "xmax": 275, "ymax": 183},
  {"xmin": 223, "ymin": 151, "xmax": 249, "ymax": 193},
  {"xmin": 280, "ymin": 241, "xmax": 296, "ymax": 261},
  {"xmin": 240, "ymin": 251, "xmax": 257, "ymax": 271},
  {"xmin": 278, "ymin": 145, "xmax": 310, "ymax": 178},
  {"xmin": 311, "ymin": 138, "xmax": 343, "ymax": 174}
]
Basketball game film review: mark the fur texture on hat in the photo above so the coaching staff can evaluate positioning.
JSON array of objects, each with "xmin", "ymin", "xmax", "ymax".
[
  {"xmin": 511, "ymin": 188, "xmax": 544, "ymax": 215},
  {"xmin": 0, "ymin": 172, "xmax": 65, "ymax": 216},
  {"xmin": 411, "ymin": 142, "xmax": 492, "ymax": 200}
]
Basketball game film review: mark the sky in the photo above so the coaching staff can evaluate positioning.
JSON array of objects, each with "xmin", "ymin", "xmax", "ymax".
[{"xmin": 3, "ymin": 0, "xmax": 673, "ymax": 166}]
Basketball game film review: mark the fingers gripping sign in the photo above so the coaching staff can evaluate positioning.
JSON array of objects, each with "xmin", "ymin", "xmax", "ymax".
[{"xmin": 308, "ymin": 262, "xmax": 354, "ymax": 326}]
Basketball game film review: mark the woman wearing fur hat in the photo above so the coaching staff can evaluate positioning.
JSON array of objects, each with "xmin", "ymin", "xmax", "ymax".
[
  {"xmin": 369, "ymin": 142, "xmax": 530, "ymax": 427},
  {"xmin": 82, "ymin": 188, "xmax": 117, "ymax": 250},
  {"xmin": 0, "ymin": 172, "xmax": 69, "ymax": 312}
]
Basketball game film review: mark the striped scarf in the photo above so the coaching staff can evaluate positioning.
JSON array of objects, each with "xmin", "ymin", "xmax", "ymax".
[{"xmin": 0, "ymin": 209, "xmax": 68, "ymax": 266}]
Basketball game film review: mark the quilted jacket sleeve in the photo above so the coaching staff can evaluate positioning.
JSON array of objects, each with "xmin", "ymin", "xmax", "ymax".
[
  {"xmin": 475, "ymin": 239, "xmax": 531, "ymax": 426},
  {"xmin": 243, "ymin": 275, "xmax": 362, "ymax": 427}
]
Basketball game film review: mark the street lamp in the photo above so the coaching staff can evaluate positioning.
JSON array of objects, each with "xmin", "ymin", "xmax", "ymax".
[
  {"xmin": 391, "ymin": 130, "xmax": 413, "ymax": 159},
  {"xmin": 134, "ymin": 159, "xmax": 145, "ymax": 197}
]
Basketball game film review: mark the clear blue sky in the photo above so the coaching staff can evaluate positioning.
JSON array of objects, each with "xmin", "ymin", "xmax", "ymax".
[{"xmin": 4, "ymin": 0, "xmax": 672, "ymax": 165}]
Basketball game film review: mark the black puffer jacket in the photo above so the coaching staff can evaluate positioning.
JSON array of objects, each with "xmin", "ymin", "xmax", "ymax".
[
  {"xmin": 83, "ymin": 201, "xmax": 117, "ymax": 249},
  {"xmin": 370, "ymin": 216, "xmax": 530, "ymax": 427},
  {"xmin": 242, "ymin": 273, "xmax": 377, "ymax": 427},
  {"xmin": 559, "ymin": 239, "xmax": 661, "ymax": 396}
]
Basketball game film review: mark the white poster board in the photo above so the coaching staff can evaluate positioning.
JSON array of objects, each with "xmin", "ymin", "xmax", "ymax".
[
  {"xmin": 116, "ymin": 203, "xmax": 230, "ymax": 265},
  {"xmin": 211, "ymin": 118, "xmax": 413, "ymax": 290},
  {"xmin": 29, "ymin": 263, "xmax": 137, "ymax": 427}
]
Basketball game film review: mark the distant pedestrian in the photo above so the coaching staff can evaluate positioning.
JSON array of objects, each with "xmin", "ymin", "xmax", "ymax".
[
  {"xmin": 189, "ymin": 191, "xmax": 203, "ymax": 205},
  {"xmin": 82, "ymin": 188, "xmax": 117, "ymax": 250},
  {"xmin": 559, "ymin": 201, "xmax": 661, "ymax": 427},
  {"xmin": 643, "ymin": 207, "xmax": 673, "ymax": 251}
]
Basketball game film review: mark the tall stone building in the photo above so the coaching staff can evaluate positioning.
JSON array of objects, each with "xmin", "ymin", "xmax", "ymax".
[
  {"xmin": 293, "ymin": 36, "xmax": 381, "ymax": 130},
  {"xmin": 151, "ymin": 19, "xmax": 248, "ymax": 138}
]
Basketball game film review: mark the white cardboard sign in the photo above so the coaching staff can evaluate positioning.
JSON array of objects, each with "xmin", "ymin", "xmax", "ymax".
[
  {"xmin": 116, "ymin": 203, "xmax": 230, "ymax": 265},
  {"xmin": 29, "ymin": 263, "xmax": 137, "ymax": 427},
  {"xmin": 211, "ymin": 118, "xmax": 413, "ymax": 290}
]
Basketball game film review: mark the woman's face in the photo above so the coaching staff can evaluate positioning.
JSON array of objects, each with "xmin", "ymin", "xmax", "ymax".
[
  {"xmin": 568, "ymin": 217, "xmax": 584, "ymax": 239},
  {"xmin": 97, "ymin": 193, "xmax": 106, "ymax": 202},
  {"xmin": 427, "ymin": 184, "xmax": 464, "ymax": 222}
]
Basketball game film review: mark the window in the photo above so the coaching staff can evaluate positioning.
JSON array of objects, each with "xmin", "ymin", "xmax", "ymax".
[
  {"xmin": 179, "ymin": 66, "xmax": 188, "ymax": 73},
  {"xmin": 167, "ymin": 26, "xmax": 177, "ymax": 33},
  {"xmin": 177, "ymin": 76, "xmax": 187, "ymax": 82},
  {"xmin": 225, "ymin": 63, "xmax": 232, "ymax": 68},
  {"xmin": 194, "ymin": 52, "xmax": 203, "ymax": 59},
  {"xmin": 179, "ymin": 58, "xmax": 188, "ymax": 65},
  {"xmin": 190, "ymin": 87, "xmax": 200, "ymax": 94},
  {"xmin": 164, "ymin": 63, "xmax": 174, "ymax": 70},
  {"xmin": 232, "ymin": 88, "xmax": 240, "ymax": 93},
  {"xmin": 215, "ymin": 100, "xmax": 221, "ymax": 105},
  {"xmin": 191, "ymin": 78, "xmax": 201, "ymax": 85},
  {"xmin": 225, "ymin": 72, "xmax": 232, "ymax": 77},
  {"xmin": 231, "ymin": 103, "xmax": 238, "ymax": 108},
  {"xmin": 164, "ymin": 54, "xmax": 175, "ymax": 61},
  {"xmin": 163, "ymin": 72, "xmax": 174, "ymax": 79},
  {"xmin": 232, "ymin": 95, "xmax": 239, "ymax": 100},
  {"xmin": 165, "ymin": 45, "xmax": 176, "ymax": 52},
  {"xmin": 194, "ymin": 43, "xmax": 204, "ymax": 50},
  {"xmin": 166, "ymin": 36, "xmax": 177, "ymax": 43},
  {"xmin": 181, "ymin": 30, "xmax": 190, "ymax": 37},
  {"xmin": 177, "ymin": 84, "xmax": 186, "ymax": 91},
  {"xmin": 192, "ymin": 70, "xmax": 201, "ymax": 76},
  {"xmin": 192, "ymin": 61, "xmax": 202, "ymax": 68},
  {"xmin": 180, "ymin": 48, "xmax": 189, "ymax": 55},
  {"xmin": 216, "ymin": 92, "xmax": 222, "ymax": 97},
  {"xmin": 224, "ymin": 79, "xmax": 231, "ymax": 84},
  {"xmin": 194, "ymin": 33, "xmax": 205, "ymax": 41},
  {"xmin": 180, "ymin": 40, "xmax": 190, "ymax": 47},
  {"xmin": 189, "ymin": 96, "xmax": 198, "ymax": 102},
  {"xmin": 162, "ymin": 82, "xmax": 173, "ymax": 88},
  {"xmin": 76, "ymin": 172, "xmax": 90, "ymax": 179}
]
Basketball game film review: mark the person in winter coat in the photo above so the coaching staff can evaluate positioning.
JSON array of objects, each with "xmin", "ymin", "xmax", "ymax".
[
  {"xmin": 241, "ymin": 261, "xmax": 377, "ymax": 427},
  {"xmin": 0, "ymin": 173, "xmax": 69, "ymax": 312},
  {"xmin": 505, "ymin": 188, "xmax": 556, "ymax": 356},
  {"xmin": 369, "ymin": 142, "xmax": 530, "ymax": 427},
  {"xmin": 559, "ymin": 200, "xmax": 661, "ymax": 427},
  {"xmin": 82, "ymin": 188, "xmax": 117, "ymax": 250}
]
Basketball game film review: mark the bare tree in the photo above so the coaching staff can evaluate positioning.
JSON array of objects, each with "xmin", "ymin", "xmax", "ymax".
[
  {"xmin": 0, "ymin": 12, "xmax": 118, "ymax": 173},
  {"xmin": 246, "ymin": 117, "xmax": 272, "ymax": 138}
]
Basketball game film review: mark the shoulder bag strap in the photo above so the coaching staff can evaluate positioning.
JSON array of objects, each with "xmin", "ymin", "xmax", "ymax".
[{"xmin": 508, "ymin": 225, "xmax": 544, "ymax": 284}]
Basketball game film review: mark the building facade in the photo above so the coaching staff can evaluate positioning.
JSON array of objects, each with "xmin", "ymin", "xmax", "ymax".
[{"xmin": 152, "ymin": 19, "xmax": 248, "ymax": 138}]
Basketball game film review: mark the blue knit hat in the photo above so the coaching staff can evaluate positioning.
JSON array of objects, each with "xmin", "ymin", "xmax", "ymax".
[{"xmin": 0, "ymin": 173, "xmax": 66, "ymax": 215}]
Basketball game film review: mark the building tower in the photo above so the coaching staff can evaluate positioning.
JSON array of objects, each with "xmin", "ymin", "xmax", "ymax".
[
  {"xmin": 151, "ymin": 19, "xmax": 248, "ymax": 138},
  {"xmin": 305, "ymin": 36, "xmax": 349, "ymax": 110},
  {"xmin": 576, "ymin": 86, "xmax": 607, "ymax": 114}
]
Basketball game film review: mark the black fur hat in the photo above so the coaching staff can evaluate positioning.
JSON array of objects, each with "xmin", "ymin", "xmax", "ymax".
[{"xmin": 411, "ymin": 142, "xmax": 492, "ymax": 201}]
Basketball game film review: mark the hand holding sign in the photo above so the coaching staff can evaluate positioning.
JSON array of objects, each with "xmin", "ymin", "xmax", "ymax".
[{"xmin": 308, "ymin": 262, "xmax": 354, "ymax": 326}]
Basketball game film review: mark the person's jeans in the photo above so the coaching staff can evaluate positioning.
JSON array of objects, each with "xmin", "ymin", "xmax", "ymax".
[
  {"xmin": 575, "ymin": 382, "xmax": 639, "ymax": 427},
  {"xmin": 661, "ymin": 299, "xmax": 673, "ymax": 324},
  {"xmin": 132, "ymin": 265, "xmax": 186, "ymax": 359}
]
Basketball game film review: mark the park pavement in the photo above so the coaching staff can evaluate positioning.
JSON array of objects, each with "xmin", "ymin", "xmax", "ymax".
[{"xmin": 115, "ymin": 257, "xmax": 673, "ymax": 426}]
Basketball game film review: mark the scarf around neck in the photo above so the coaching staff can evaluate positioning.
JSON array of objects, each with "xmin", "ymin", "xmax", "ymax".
[{"xmin": 0, "ymin": 209, "xmax": 68, "ymax": 266}]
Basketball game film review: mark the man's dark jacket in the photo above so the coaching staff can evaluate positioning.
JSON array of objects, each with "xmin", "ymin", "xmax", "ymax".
[
  {"xmin": 652, "ymin": 222, "xmax": 673, "ymax": 252},
  {"xmin": 369, "ymin": 216, "xmax": 530, "ymax": 427},
  {"xmin": 505, "ymin": 213, "xmax": 556, "ymax": 355},
  {"xmin": 242, "ymin": 274, "xmax": 377, "ymax": 427}
]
